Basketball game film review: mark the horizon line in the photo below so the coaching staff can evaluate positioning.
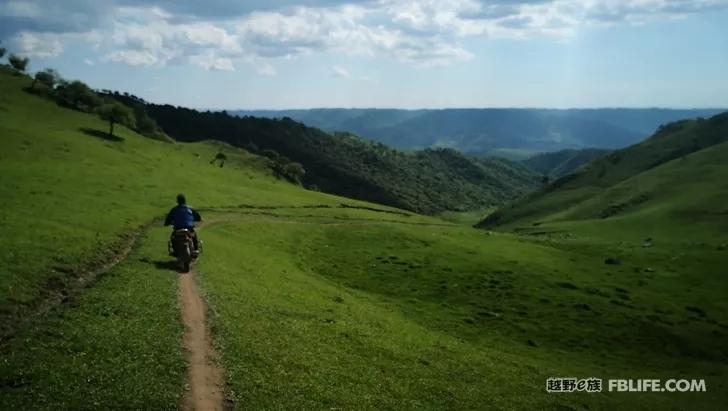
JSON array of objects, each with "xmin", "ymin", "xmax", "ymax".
[{"xmin": 201, "ymin": 106, "xmax": 728, "ymax": 112}]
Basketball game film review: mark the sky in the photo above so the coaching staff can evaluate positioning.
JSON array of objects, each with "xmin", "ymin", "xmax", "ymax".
[{"xmin": 1, "ymin": 0, "xmax": 727, "ymax": 109}]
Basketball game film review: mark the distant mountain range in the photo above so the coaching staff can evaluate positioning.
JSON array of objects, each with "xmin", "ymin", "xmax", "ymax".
[{"xmin": 231, "ymin": 108, "xmax": 724, "ymax": 157}]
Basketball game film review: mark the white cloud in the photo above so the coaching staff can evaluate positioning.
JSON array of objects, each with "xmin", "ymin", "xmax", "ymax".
[
  {"xmin": 12, "ymin": 31, "xmax": 64, "ymax": 58},
  {"xmin": 234, "ymin": 6, "xmax": 365, "ymax": 58},
  {"xmin": 89, "ymin": 4, "xmax": 474, "ymax": 70},
  {"xmin": 189, "ymin": 54, "xmax": 235, "ymax": 71},
  {"xmin": 84, "ymin": 58, "xmax": 94, "ymax": 65},
  {"xmin": 255, "ymin": 63, "xmax": 277, "ymax": 76},
  {"xmin": 331, "ymin": 65, "xmax": 351, "ymax": 78},
  {"xmin": 3, "ymin": 0, "xmax": 727, "ymax": 69},
  {"xmin": 105, "ymin": 49, "xmax": 161, "ymax": 66},
  {"xmin": 96, "ymin": 9, "xmax": 240, "ymax": 70},
  {"xmin": 231, "ymin": 5, "xmax": 473, "ymax": 66}
]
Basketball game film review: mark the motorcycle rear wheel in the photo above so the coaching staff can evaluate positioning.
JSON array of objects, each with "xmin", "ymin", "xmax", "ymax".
[{"xmin": 177, "ymin": 244, "xmax": 192, "ymax": 272}]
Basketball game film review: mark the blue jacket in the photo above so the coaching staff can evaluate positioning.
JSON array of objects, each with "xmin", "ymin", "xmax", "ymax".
[{"xmin": 164, "ymin": 205, "xmax": 201, "ymax": 230}]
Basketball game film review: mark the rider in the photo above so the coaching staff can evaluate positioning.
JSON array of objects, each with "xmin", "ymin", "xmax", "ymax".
[{"xmin": 164, "ymin": 194, "xmax": 202, "ymax": 254}]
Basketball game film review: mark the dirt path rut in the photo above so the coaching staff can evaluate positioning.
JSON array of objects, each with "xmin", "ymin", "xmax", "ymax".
[{"xmin": 179, "ymin": 267, "xmax": 225, "ymax": 411}]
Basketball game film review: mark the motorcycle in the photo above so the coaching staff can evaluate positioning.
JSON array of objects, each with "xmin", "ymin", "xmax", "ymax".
[{"xmin": 168, "ymin": 229, "xmax": 201, "ymax": 272}]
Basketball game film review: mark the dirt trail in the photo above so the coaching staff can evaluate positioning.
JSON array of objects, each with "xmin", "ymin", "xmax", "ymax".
[
  {"xmin": 179, "ymin": 266, "xmax": 225, "ymax": 411},
  {"xmin": 1, "ymin": 220, "xmax": 155, "ymax": 344}
]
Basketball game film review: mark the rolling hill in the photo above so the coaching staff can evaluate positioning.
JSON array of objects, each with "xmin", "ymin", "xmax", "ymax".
[
  {"xmin": 233, "ymin": 108, "xmax": 724, "ymax": 156},
  {"xmin": 136, "ymin": 104, "xmax": 539, "ymax": 214},
  {"xmin": 523, "ymin": 148, "xmax": 611, "ymax": 178},
  {"xmin": 479, "ymin": 112, "xmax": 728, "ymax": 239},
  {"xmin": 2, "ymin": 68, "xmax": 727, "ymax": 410}
]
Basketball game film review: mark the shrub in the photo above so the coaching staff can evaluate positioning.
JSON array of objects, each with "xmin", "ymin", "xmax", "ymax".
[
  {"xmin": 283, "ymin": 162, "xmax": 305, "ymax": 184},
  {"xmin": 8, "ymin": 54, "xmax": 29, "ymax": 72},
  {"xmin": 210, "ymin": 152, "xmax": 227, "ymax": 167},
  {"xmin": 56, "ymin": 80, "xmax": 102, "ymax": 112},
  {"xmin": 33, "ymin": 68, "xmax": 60, "ymax": 90},
  {"xmin": 97, "ymin": 102, "xmax": 135, "ymax": 137},
  {"xmin": 260, "ymin": 149, "xmax": 280, "ymax": 161}
]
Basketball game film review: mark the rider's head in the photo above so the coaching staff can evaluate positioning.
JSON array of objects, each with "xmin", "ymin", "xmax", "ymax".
[{"xmin": 177, "ymin": 194, "xmax": 186, "ymax": 205}]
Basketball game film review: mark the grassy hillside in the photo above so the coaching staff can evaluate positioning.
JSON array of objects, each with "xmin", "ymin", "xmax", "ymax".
[
  {"xmin": 0, "ymin": 68, "xmax": 347, "ymax": 334},
  {"xmin": 111, "ymin": 98, "xmax": 539, "ymax": 214},
  {"xmin": 551, "ymin": 140, "xmax": 728, "ymax": 240},
  {"xmin": 523, "ymin": 148, "xmax": 611, "ymax": 178},
  {"xmin": 197, "ymin": 206, "xmax": 728, "ymax": 410},
  {"xmin": 2, "ymin": 69, "xmax": 727, "ymax": 410},
  {"xmin": 480, "ymin": 113, "xmax": 728, "ymax": 232}
]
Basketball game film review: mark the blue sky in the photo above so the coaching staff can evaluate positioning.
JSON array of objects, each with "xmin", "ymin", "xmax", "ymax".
[{"xmin": 2, "ymin": 0, "xmax": 727, "ymax": 109}]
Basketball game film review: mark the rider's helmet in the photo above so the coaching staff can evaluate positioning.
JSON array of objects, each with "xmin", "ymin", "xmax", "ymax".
[{"xmin": 177, "ymin": 194, "xmax": 186, "ymax": 205}]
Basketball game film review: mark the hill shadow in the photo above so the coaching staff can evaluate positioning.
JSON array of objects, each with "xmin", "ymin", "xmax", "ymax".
[{"xmin": 79, "ymin": 127, "xmax": 124, "ymax": 142}]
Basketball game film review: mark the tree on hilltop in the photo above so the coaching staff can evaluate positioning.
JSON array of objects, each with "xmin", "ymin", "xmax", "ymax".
[
  {"xmin": 56, "ymin": 80, "xmax": 102, "ymax": 112},
  {"xmin": 33, "ymin": 68, "xmax": 60, "ymax": 90},
  {"xmin": 283, "ymin": 162, "xmax": 305, "ymax": 184},
  {"xmin": 97, "ymin": 102, "xmax": 135, "ymax": 137},
  {"xmin": 9, "ymin": 54, "xmax": 29, "ymax": 72}
]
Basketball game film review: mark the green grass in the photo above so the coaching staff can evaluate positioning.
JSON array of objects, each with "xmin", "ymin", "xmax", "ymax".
[
  {"xmin": 196, "ymin": 209, "xmax": 728, "ymax": 410},
  {"xmin": 0, "ymin": 69, "xmax": 349, "ymax": 320},
  {"xmin": 549, "ymin": 140, "xmax": 728, "ymax": 238},
  {"xmin": 481, "ymin": 139, "xmax": 728, "ymax": 245},
  {"xmin": 438, "ymin": 207, "xmax": 495, "ymax": 226},
  {"xmin": 522, "ymin": 148, "xmax": 610, "ymax": 178},
  {"xmin": 0, "ymin": 69, "xmax": 356, "ymax": 408},
  {"xmin": 1, "ymin": 68, "xmax": 727, "ymax": 410},
  {"xmin": 481, "ymin": 112, "xmax": 728, "ymax": 232},
  {"xmin": 0, "ymin": 226, "xmax": 185, "ymax": 410}
]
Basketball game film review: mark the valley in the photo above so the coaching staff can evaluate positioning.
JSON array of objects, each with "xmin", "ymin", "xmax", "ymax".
[{"xmin": 0, "ymin": 65, "xmax": 726, "ymax": 411}]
